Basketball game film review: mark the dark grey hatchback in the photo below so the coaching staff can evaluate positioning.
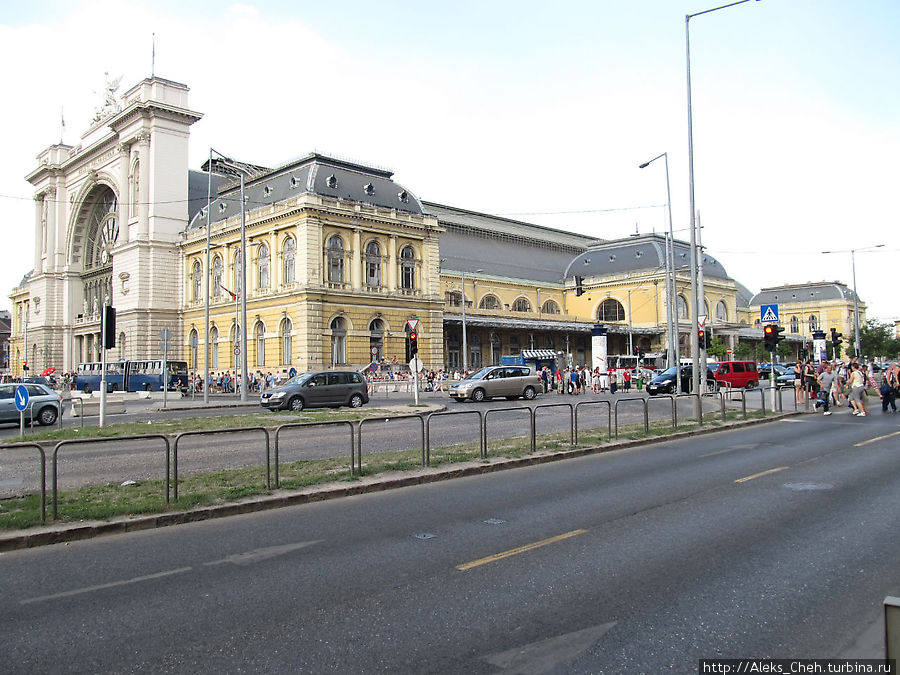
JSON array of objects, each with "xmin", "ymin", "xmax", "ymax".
[{"xmin": 259, "ymin": 371, "xmax": 369, "ymax": 412}]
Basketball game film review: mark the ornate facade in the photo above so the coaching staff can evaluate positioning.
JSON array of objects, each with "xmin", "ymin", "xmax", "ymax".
[{"xmin": 9, "ymin": 74, "xmax": 863, "ymax": 377}]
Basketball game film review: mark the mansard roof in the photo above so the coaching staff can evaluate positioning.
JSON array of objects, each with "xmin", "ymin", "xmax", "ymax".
[
  {"xmin": 563, "ymin": 233, "xmax": 731, "ymax": 282},
  {"xmin": 187, "ymin": 153, "xmax": 424, "ymax": 230},
  {"xmin": 750, "ymin": 281, "xmax": 860, "ymax": 306}
]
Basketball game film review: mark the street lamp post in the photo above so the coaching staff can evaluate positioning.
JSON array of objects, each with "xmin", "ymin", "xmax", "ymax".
[
  {"xmin": 206, "ymin": 153, "xmax": 254, "ymax": 402},
  {"xmin": 639, "ymin": 152, "xmax": 678, "ymax": 375},
  {"xmin": 821, "ymin": 244, "xmax": 884, "ymax": 358},
  {"xmin": 460, "ymin": 268, "xmax": 483, "ymax": 373},
  {"xmin": 686, "ymin": 0, "xmax": 759, "ymax": 407}
]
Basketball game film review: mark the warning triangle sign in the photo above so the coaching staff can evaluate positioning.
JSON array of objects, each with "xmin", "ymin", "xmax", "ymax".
[{"xmin": 762, "ymin": 307, "xmax": 778, "ymax": 323}]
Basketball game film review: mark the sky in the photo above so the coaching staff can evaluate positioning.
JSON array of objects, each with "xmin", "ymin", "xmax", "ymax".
[{"xmin": 1, "ymin": 0, "xmax": 898, "ymax": 321}]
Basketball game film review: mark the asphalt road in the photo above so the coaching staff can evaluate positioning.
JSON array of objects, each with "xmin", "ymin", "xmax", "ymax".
[{"xmin": 1, "ymin": 409, "xmax": 897, "ymax": 673}]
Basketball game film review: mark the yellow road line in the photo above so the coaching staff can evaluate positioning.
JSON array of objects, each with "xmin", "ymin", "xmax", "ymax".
[
  {"xmin": 855, "ymin": 430, "xmax": 900, "ymax": 447},
  {"xmin": 735, "ymin": 466, "xmax": 789, "ymax": 483},
  {"xmin": 456, "ymin": 529, "xmax": 588, "ymax": 571}
]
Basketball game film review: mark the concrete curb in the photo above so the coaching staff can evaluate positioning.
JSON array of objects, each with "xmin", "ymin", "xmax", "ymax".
[{"xmin": 0, "ymin": 410, "xmax": 801, "ymax": 552}]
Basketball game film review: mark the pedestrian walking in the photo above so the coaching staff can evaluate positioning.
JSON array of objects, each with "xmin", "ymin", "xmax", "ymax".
[
  {"xmin": 815, "ymin": 362, "xmax": 835, "ymax": 415},
  {"xmin": 848, "ymin": 362, "xmax": 868, "ymax": 417}
]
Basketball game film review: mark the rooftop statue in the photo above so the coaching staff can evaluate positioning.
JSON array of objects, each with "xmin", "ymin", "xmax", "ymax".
[{"xmin": 92, "ymin": 72, "xmax": 123, "ymax": 123}]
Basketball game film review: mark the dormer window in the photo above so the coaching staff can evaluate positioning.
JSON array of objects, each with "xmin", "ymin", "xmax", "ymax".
[
  {"xmin": 264, "ymin": 186, "xmax": 272, "ymax": 197},
  {"xmin": 363, "ymin": 183, "xmax": 375, "ymax": 196},
  {"xmin": 398, "ymin": 190, "xmax": 408, "ymax": 203},
  {"xmin": 218, "ymin": 202, "xmax": 227, "ymax": 213},
  {"xmin": 326, "ymin": 174, "xmax": 338, "ymax": 189}
]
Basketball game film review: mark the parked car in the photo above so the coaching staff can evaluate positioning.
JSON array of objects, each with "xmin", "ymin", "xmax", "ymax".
[
  {"xmin": 259, "ymin": 371, "xmax": 369, "ymax": 412},
  {"xmin": 710, "ymin": 360, "xmax": 759, "ymax": 389},
  {"xmin": 646, "ymin": 366, "xmax": 719, "ymax": 395},
  {"xmin": 0, "ymin": 382, "xmax": 63, "ymax": 426},
  {"xmin": 449, "ymin": 365, "xmax": 541, "ymax": 402}
]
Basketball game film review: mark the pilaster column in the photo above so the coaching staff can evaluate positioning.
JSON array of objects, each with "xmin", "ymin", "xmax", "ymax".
[
  {"xmin": 388, "ymin": 235, "xmax": 398, "ymax": 292},
  {"xmin": 118, "ymin": 141, "xmax": 132, "ymax": 242},
  {"xmin": 33, "ymin": 194, "xmax": 43, "ymax": 273},
  {"xmin": 136, "ymin": 131, "xmax": 151, "ymax": 240},
  {"xmin": 351, "ymin": 228, "xmax": 362, "ymax": 291}
]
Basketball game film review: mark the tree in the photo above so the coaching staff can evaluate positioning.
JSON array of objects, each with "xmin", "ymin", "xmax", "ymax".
[
  {"xmin": 859, "ymin": 320, "xmax": 900, "ymax": 360},
  {"xmin": 776, "ymin": 341, "xmax": 793, "ymax": 360},
  {"xmin": 707, "ymin": 337, "xmax": 727, "ymax": 360}
]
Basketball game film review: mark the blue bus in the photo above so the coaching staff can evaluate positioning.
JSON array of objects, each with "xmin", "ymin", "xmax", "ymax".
[{"xmin": 75, "ymin": 360, "xmax": 189, "ymax": 393}]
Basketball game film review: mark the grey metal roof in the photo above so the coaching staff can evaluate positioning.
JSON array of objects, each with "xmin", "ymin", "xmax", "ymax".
[
  {"xmin": 750, "ymin": 282, "xmax": 859, "ymax": 306},
  {"xmin": 735, "ymin": 281, "xmax": 755, "ymax": 308},
  {"xmin": 427, "ymin": 202, "xmax": 594, "ymax": 284},
  {"xmin": 563, "ymin": 234, "xmax": 731, "ymax": 281},
  {"xmin": 187, "ymin": 153, "xmax": 424, "ymax": 231}
]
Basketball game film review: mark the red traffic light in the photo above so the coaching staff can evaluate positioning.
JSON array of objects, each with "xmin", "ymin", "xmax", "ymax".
[
  {"xmin": 409, "ymin": 332, "xmax": 417, "ymax": 341},
  {"xmin": 763, "ymin": 324, "xmax": 774, "ymax": 336}
]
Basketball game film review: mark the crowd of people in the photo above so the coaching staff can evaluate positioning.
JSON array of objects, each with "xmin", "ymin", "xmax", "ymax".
[{"xmin": 792, "ymin": 357, "xmax": 899, "ymax": 417}]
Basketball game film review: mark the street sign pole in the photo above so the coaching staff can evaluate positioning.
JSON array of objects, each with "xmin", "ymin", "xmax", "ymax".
[
  {"xmin": 100, "ymin": 306, "xmax": 107, "ymax": 428},
  {"xmin": 15, "ymin": 384, "xmax": 29, "ymax": 439}
]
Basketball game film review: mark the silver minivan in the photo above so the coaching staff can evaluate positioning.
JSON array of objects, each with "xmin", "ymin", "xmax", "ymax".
[
  {"xmin": 259, "ymin": 370, "xmax": 369, "ymax": 412},
  {"xmin": 449, "ymin": 366, "xmax": 541, "ymax": 402}
]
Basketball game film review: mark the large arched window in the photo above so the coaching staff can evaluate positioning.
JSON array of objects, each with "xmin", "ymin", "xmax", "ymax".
[
  {"xmin": 715, "ymin": 300, "xmax": 728, "ymax": 323},
  {"xmin": 282, "ymin": 237, "xmax": 296, "ymax": 284},
  {"xmin": 400, "ymin": 246, "xmax": 415, "ymax": 290},
  {"xmin": 327, "ymin": 236, "xmax": 345, "ymax": 283},
  {"xmin": 365, "ymin": 241, "xmax": 381, "ymax": 287},
  {"xmin": 191, "ymin": 260, "xmax": 202, "ymax": 302},
  {"xmin": 512, "ymin": 297, "xmax": 531, "ymax": 313},
  {"xmin": 210, "ymin": 326, "xmax": 219, "ymax": 369},
  {"xmin": 188, "ymin": 328, "xmax": 199, "ymax": 370},
  {"xmin": 80, "ymin": 186, "xmax": 119, "ymax": 314},
  {"xmin": 479, "ymin": 295, "xmax": 501, "ymax": 310},
  {"xmin": 541, "ymin": 299, "xmax": 560, "ymax": 315},
  {"xmin": 677, "ymin": 295, "xmax": 689, "ymax": 321},
  {"xmin": 281, "ymin": 317, "xmax": 292, "ymax": 365},
  {"xmin": 212, "ymin": 255, "xmax": 223, "ymax": 297},
  {"xmin": 790, "ymin": 316, "xmax": 799, "ymax": 333},
  {"xmin": 233, "ymin": 250, "xmax": 243, "ymax": 295},
  {"xmin": 808, "ymin": 314, "xmax": 819, "ymax": 332},
  {"xmin": 446, "ymin": 291, "xmax": 462, "ymax": 307},
  {"xmin": 257, "ymin": 243, "xmax": 270, "ymax": 289},
  {"xmin": 255, "ymin": 322, "xmax": 266, "ymax": 366},
  {"xmin": 369, "ymin": 318, "xmax": 384, "ymax": 362},
  {"xmin": 331, "ymin": 317, "xmax": 347, "ymax": 365},
  {"xmin": 598, "ymin": 298, "xmax": 626, "ymax": 322}
]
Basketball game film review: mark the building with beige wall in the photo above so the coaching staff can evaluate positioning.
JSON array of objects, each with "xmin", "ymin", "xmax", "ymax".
[{"xmin": 9, "ymin": 74, "xmax": 869, "ymax": 379}]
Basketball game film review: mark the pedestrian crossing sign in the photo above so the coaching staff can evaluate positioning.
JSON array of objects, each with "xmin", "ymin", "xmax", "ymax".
[{"xmin": 760, "ymin": 304, "xmax": 779, "ymax": 323}]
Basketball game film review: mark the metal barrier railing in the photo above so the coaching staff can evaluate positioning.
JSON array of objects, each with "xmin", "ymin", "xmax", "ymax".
[
  {"xmin": 273, "ymin": 420, "xmax": 355, "ymax": 487},
  {"xmin": 425, "ymin": 410, "xmax": 484, "ymax": 464},
  {"xmin": 357, "ymin": 414, "xmax": 425, "ymax": 476},
  {"xmin": 701, "ymin": 391, "xmax": 727, "ymax": 423},
  {"xmin": 1, "ymin": 442, "xmax": 47, "ymax": 524},
  {"xmin": 52, "ymin": 434, "xmax": 171, "ymax": 519},
  {"xmin": 646, "ymin": 394, "xmax": 677, "ymax": 430},
  {"xmin": 613, "ymin": 397, "xmax": 649, "ymax": 439},
  {"xmin": 674, "ymin": 393, "xmax": 701, "ymax": 426},
  {"xmin": 483, "ymin": 406, "xmax": 535, "ymax": 456},
  {"xmin": 68, "ymin": 397, "xmax": 86, "ymax": 428},
  {"xmin": 532, "ymin": 402, "xmax": 574, "ymax": 446},
  {"xmin": 172, "ymin": 427, "xmax": 270, "ymax": 500},
  {"xmin": 574, "ymin": 399, "xmax": 611, "ymax": 444}
]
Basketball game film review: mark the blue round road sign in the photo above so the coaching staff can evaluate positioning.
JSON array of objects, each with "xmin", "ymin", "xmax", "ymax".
[{"xmin": 15, "ymin": 384, "xmax": 29, "ymax": 412}]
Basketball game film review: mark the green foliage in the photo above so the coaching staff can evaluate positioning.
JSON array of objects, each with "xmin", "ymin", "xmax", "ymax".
[
  {"xmin": 859, "ymin": 320, "xmax": 900, "ymax": 360},
  {"xmin": 776, "ymin": 341, "xmax": 794, "ymax": 359},
  {"xmin": 707, "ymin": 337, "xmax": 727, "ymax": 360}
]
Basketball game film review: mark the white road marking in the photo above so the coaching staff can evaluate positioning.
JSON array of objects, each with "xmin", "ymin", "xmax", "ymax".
[
  {"xmin": 21, "ymin": 567, "xmax": 193, "ymax": 605},
  {"xmin": 203, "ymin": 540, "xmax": 323, "ymax": 567}
]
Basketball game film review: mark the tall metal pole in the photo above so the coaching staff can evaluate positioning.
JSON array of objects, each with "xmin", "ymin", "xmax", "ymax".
[
  {"xmin": 851, "ymin": 249, "xmax": 861, "ymax": 358},
  {"xmin": 204, "ymin": 148, "xmax": 212, "ymax": 404},
  {"xmin": 461, "ymin": 269, "xmax": 468, "ymax": 373},
  {"xmin": 685, "ymin": 0, "xmax": 757, "ymax": 411},
  {"xmin": 697, "ymin": 212, "xmax": 707, "ymax": 390},
  {"xmin": 239, "ymin": 172, "xmax": 248, "ymax": 402},
  {"xmin": 686, "ymin": 14, "xmax": 701, "ymax": 409}
]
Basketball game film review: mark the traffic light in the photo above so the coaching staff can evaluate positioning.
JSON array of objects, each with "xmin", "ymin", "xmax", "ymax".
[
  {"xmin": 632, "ymin": 346, "xmax": 638, "ymax": 356},
  {"xmin": 408, "ymin": 330, "xmax": 418, "ymax": 358},
  {"xmin": 22, "ymin": 360, "xmax": 29, "ymax": 372},
  {"xmin": 799, "ymin": 347, "xmax": 809, "ymax": 360},
  {"xmin": 698, "ymin": 329, "xmax": 710, "ymax": 350},
  {"xmin": 763, "ymin": 324, "xmax": 776, "ymax": 351},
  {"xmin": 103, "ymin": 305, "xmax": 117, "ymax": 349},
  {"xmin": 830, "ymin": 327, "xmax": 842, "ymax": 348},
  {"xmin": 574, "ymin": 275, "xmax": 584, "ymax": 297}
]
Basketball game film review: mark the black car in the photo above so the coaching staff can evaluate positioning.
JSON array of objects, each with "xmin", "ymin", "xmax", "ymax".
[
  {"xmin": 646, "ymin": 366, "xmax": 719, "ymax": 395},
  {"xmin": 259, "ymin": 370, "xmax": 369, "ymax": 412}
]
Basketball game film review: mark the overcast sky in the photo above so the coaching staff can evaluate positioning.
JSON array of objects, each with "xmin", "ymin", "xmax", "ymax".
[{"xmin": 1, "ymin": 0, "xmax": 898, "ymax": 322}]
